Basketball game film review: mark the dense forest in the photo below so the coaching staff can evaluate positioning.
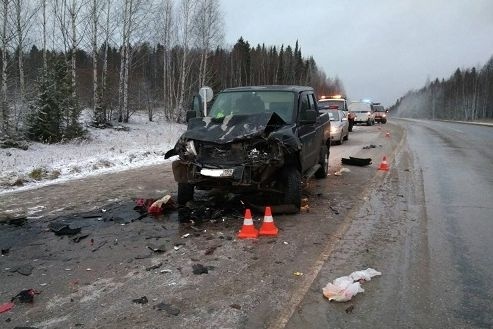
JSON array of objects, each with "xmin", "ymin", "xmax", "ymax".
[
  {"xmin": 389, "ymin": 55, "xmax": 493, "ymax": 121},
  {"xmin": 0, "ymin": 0, "xmax": 343, "ymax": 144}
]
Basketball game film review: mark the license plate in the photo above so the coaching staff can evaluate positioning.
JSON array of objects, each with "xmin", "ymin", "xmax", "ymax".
[{"xmin": 200, "ymin": 168, "xmax": 234, "ymax": 177}]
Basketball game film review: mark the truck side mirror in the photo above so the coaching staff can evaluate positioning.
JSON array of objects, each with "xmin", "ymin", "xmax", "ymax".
[
  {"xmin": 186, "ymin": 110, "xmax": 197, "ymax": 121},
  {"xmin": 188, "ymin": 95, "xmax": 203, "ymax": 122},
  {"xmin": 300, "ymin": 110, "xmax": 317, "ymax": 124}
]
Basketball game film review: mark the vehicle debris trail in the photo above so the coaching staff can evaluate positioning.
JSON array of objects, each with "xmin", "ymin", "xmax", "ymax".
[
  {"xmin": 322, "ymin": 268, "xmax": 382, "ymax": 302},
  {"xmin": 334, "ymin": 168, "xmax": 351, "ymax": 176}
]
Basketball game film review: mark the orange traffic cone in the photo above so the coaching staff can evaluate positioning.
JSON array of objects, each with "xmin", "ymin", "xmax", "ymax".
[
  {"xmin": 237, "ymin": 209, "xmax": 258, "ymax": 239},
  {"xmin": 259, "ymin": 206, "xmax": 279, "ymax": 237},
  {"xmin": 378, "ymin": 156, "xmax": 390, "ymax": 171}
]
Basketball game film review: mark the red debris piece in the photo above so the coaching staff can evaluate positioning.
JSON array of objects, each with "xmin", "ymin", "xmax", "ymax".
[{"xmin": 0, "ymin": 302, "xmax": 14, "ymax": 313}]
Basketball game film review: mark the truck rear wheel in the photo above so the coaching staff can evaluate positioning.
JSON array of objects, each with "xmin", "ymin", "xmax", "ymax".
[
  {"xmin": 177, "ymin": 183, "xmax": 194, "ymax": 205},
  {"xmin": 282, "ymin": 166, "xmax": 301, "ymax": 210}
]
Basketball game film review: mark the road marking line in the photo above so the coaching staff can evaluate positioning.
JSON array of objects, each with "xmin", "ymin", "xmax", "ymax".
[{"xmin": 268, "ymin": 123, "xmax": 407, "ymax": 329}]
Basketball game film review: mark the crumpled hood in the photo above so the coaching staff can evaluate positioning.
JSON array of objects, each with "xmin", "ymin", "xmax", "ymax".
[{"xmin": 181, "ymin": 112, "xmax": 287, "ymax": 144}]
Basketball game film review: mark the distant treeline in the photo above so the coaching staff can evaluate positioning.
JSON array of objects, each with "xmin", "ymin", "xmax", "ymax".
[
  {"xmin": 389, "ymin": 55, "xmax": 493, "ymax": 121},
  {"xmin": 0, "ymin": 0, "xmax": 344, "ymax": 144}
]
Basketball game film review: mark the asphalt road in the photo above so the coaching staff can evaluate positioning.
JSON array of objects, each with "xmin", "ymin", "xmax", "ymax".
[
  {"xmin": 1, "ymin": 120, "xmax": 491, "ymax": 328},
  {"xmin": 285, "ymin": 119, "xmax": 493, "ymax": 329}
]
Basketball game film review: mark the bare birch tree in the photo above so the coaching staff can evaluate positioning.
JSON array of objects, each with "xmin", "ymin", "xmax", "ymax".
[
  {"xmin": 1, "ymin": 0, "xmax": 10, "ymax": 135},
  {"xmin": 158, "ymin": 0, "xmax": 174, "ymax": 120},
  {"xmin": 176, "ymin": 0, "xmax": 197, "ymax": 121},
  {"xmin": 194, "ymin": 0, "xmax": 223, "ymax": 87}
]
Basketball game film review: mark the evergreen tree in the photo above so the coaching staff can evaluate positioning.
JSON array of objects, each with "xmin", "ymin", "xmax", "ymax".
[{"xmin": 27, "ymin": 58, "xmax": 84, "ymax": 143}]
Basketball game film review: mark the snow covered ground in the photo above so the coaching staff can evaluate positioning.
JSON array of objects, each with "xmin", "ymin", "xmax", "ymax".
[{"xmin": 0, "ymin": 112, "xmax": 186, "ymax": 195}]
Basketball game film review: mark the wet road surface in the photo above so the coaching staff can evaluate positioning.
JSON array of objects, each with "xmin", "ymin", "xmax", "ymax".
[
  {"xmin": 286, "ymin": 119, "xmax": 493, "ymax": 329},
  {"xmin": 0, "ymin": 122, "xmax": 409, "ymax": 328}
]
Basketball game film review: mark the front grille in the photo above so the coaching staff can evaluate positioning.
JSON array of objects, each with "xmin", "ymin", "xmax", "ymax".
[{"xmin": 197, "ymin": 142, "xmax": 246, "ymax": 166}]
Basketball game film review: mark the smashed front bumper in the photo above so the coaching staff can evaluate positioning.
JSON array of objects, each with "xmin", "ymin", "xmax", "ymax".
[{"xmin": 171, "ymin": 140, "xmax": 286, "ymax": 189}]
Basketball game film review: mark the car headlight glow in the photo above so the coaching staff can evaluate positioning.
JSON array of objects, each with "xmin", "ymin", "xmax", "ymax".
[{"xmin": 185, "ymin": 140, "xmax": 197, "ymax": 156}]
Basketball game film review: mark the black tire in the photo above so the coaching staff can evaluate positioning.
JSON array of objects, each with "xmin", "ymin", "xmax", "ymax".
[
  {"xmin": 282, "ymin": 166, "xmax": 301, "ymax": 209},
  {"xmin": 382, "ymin": 119, "xmax": 387, "ymax": 124},
  {"xmin": 343, "ymin": 131, "xmax": 349, "ymax": 141},
  {"xmin": 315, "ymin": 146, "xmax": 329, "ymax": 179},
  {"xmin": 177, "ymin": 183, "xmax": 194, "ymax": 205},
  {"xmin": 336, "ymin": 133, "xmax": 343, "ymax": 145}
]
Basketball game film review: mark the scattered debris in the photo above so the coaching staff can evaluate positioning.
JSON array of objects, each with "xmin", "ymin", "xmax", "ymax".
[
  {"xmin": 322, "ymin": 268, "xmax": 381, "ymax": 302},
  {"xmin": 132, "ymin": 296, "xmax": 148, "ymax": 305},
  {"xmin": 11, "ymin": 289, "xmax": 40, "ymax": 303},
  {"xmin": 148, "ymin": 195, "xmax": 175, "ymax": 215},
  {"xmin": 91, "ymin": 240, "xmax": 107, "ymax": 252},
  {"xmin": 0, "ymin": 302, "xmax": 14, "ymax": 313},
  {"xmin": 341, "ymin": 157, "xmax": 372, "ymax": 166},
  {"xmin": 329, "ymin": 206, "xmax": 340, "ymax": 215},
  {"xmin": 293, "ymin": 272, "xmax": 304, "ymax": 276},
  {"xmin": 204, "ymin": 245, "xmax": 220, "ymax": 255},
  {"xmin": 48, "ymin": 222, "xmax": 81, "ymax": 236},
  {"xmin": 230, "ymin": 304, "xmax": 241, "ymax": 310},
  {"xmin": 153, "ymin": 302, "xmax": 180, "ymax": 316},
  {"xmin": 362, "ymin": 144, "xmax": 377, "ymax": 149},
  {"xmin": 334, "ymin": 168, "xmax": 351, "ymax": 176},
  {"xmin": 72, "ymin": 234, "xmax": 90, "ymax": 243},
  {"xmin": 146, "ymin": 262, "xmax": 163, "ymax": 271},
  {"xmin": 192, "ymin": 264, "xmax": 209, "ymax": 275},
  {"xmin": 147, "ymin": 243, "xmax": 167, "ymax": 253},
  {"xmin": 345, "ymin": 305, "xmax": 354, "ymax": 314},
  {"xmin": 181, "ymin": 233, "xmax": 191, "ymax": 239},
  {"xmin": 10, "ymin": 264, "xmax": 34, "ymax": 276},
  {"xmin": 1, "ymin": 248, "xmax": 10, "ymax": 256}
]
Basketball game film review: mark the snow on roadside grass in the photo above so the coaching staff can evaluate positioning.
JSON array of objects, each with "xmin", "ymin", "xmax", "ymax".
[{"xmin": 0, "ymin": 112, "xmax": 185, "ymax": 195}]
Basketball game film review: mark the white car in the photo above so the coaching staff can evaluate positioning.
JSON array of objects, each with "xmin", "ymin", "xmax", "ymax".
[
  {"xmin": 348, "ymin": 101, "xmax": 375, "ymax": 126},
  {"xmin": 323, "ymin": 109, "xmax": 349, "ymax": 145}
]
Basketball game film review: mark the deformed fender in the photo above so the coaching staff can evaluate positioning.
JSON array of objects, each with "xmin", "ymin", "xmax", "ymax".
[
  {"xmin": 171, "ymin": 160, "xmax": 190, "ymax": 183},
  {"xmin": 267, "ymin": 126, "xmax": 301, "ymax": 153}
]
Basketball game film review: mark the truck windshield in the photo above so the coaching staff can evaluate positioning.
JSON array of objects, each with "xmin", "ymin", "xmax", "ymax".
[{"xmin": 208, "ymin": 91, "xmax": 295, "ymax": 123}]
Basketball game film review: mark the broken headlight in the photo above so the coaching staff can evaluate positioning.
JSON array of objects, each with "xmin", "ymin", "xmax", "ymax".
[{"xmin": 185, "ymin": 140, "xmax": 197, "ymax": 156}]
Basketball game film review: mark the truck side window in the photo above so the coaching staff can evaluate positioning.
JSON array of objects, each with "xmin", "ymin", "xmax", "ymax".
[
  {"xmin": 300, "ymin": 94, "xmax": 310, "ymax": 120},
  {"xmin": 308, "ymin": 94, "xmax": 316, "ymax": 111}
]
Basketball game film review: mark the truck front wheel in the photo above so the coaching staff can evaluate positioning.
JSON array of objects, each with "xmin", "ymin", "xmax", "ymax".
[
  {"xmin": 177, "ymin": 183, "xmax": 194, "ymax": 205},
  {"xmin": 282, "ymin": 166, "xmax": 301, "ymax": 210},
  {"xmin": 315, "ymin": 146, "xmax": 329, "ymax": 179}
]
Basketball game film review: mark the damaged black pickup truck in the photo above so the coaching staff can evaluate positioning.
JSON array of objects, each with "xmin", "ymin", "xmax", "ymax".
[{"xmin": 165, "ymin": 85, "xmax": 331, "ymax": 211}]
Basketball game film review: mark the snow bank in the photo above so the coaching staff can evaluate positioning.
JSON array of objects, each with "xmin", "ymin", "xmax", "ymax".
[{"xmin": 0, "ymin": 112, "xmax": 186, "ymax": 195}]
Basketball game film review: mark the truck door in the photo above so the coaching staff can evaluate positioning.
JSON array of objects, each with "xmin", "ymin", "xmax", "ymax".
[{"xmin": 298, "ymin": 92, "xmax": 322, "ymax": 172}]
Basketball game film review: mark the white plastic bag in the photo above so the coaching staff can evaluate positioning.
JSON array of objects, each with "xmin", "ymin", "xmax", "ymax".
[
  {"xmin": 350, "ymin": 268, "xmax": 382, "ymax": 282},
  {"xmin": 322, "ymin": 268, "xmax": 381, "ymax": 302},
  {"xmin": 322, "ymin": 276, "xmax": 364, "ymax": 302}
]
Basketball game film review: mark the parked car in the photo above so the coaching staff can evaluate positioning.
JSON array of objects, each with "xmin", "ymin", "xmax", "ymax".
[
  {"xmin": 318, "ymin": 96, "xmax": 355, "ymax": 131},
  {"xmin": 372, "ymin": 104, "xmax": 387, "ymax": 123},
  {"xmin": 165, "ymin": 85, "xmax": 331, "ymax": 210},
  {"xmin": 348, "ymin": 101, "xmax": 375, "ymax": 126},
  {"xmin": 326, "ymin": 109, "xmax": 349, "ymax": 145}
]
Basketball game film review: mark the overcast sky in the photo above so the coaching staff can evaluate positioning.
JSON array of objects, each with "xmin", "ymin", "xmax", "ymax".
[{"xmin": 220, "ymin": 0, "xmax": 493, "ymax": 106}]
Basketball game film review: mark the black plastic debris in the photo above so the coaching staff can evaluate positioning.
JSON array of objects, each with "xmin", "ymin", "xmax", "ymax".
[
  {"xmin": 132, "ymin": 296, "xmax": 148, "ymax": 305},
  {"xmin": 10, "ymin": 264, "xmax": 34, "ymax": 276},
  {"xmin": 147, "ymin": 243, "xmax": 167, "ymax": 253},
  {"xmin": 329, "ymin": 206, "xmax": 340, "ymax": 215},
  {"xmin": 204, "ymin": 245, "xmax": 220, "ymax": 256},
  {"xmin": 7, "ymin": 216, "xmax": 27, "ymax": 226},
  {"xmin": 48, "ymin": 222, "xmax": 81, "ymax": 236},
  {"xmin": 146, "ymin": 262, "xmax": 163, "ymax": 271},
  {"xmin": 192, "ymin": 264, "xmax": 209, "ymax": 275},
  {"xmin": 1, "ymin": 248, "xmax": 9, "ymax": 256},
  {"xmin": 91, "ymin": 240, "xmax": 107, "ymax": 252},
  {"xmin": 230, "ymin": 304, "xmax": 241, "ymax": 310},
  {"xmin": 153, "ymin": 302, "xmax": 180, "ymax": 316},
  {"xmin": 362, "ymin": 144, "xmax": 377, "ymax": 149},
  {"xmin": 72, "ymin": 234, "xmax": 90, "ymax": 243},
  {"xmin": 341, "ymin": 157, "xmax": 372, "ymax": 166},
  {"xmin": 11, "ymin": 289, "xmax": 40, "ymax": 303}
]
